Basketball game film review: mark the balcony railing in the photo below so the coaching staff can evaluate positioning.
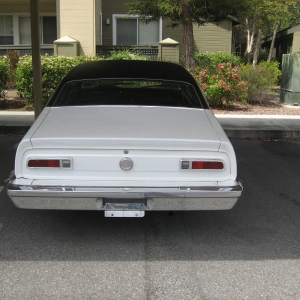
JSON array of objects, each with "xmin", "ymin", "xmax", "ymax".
[
  {"xmin": 0, "ymin": 45, "xmax": 159, "ymax": 60},
  {"xmin": 96, "ymin": 45, "xmax": 159, "ymax": 60},
  {"xmin": 0, "ymin": 45, "xmax": 54, "ymax": 56}
]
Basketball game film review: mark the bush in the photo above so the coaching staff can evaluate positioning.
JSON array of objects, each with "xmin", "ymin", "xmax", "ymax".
[
  {"xmin": 194, "ymin": 52, "xmax": 243, "ymax": 73},
  {"xmin": 16, "ymin": 55, "xmax": 103, "ymax": 106},
  {"xmin": 190, "ymin": 62, "xmax": 248, "ymax": 107},
  {"xmin": 239, "ymin": 61, "xmax": 281, "ymax": 103},
  {"xmin": 16, "ymin": 51, "xmax": 152, "ymax": 107},
  {"xmin": 0, "ymin": 56, "xmax": 9, "ymax": 93},
  {"xmin": 108, "ymin": 49, "xmax": 150, "ymax": 60}
]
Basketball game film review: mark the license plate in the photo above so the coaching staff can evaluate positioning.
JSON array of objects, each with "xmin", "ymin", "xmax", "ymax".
[
  {"xmin": 103, "ymin": 198, "xmax": 146, "ymax": 217},
  {"xmin": 104, "ymin": 211, "xmax": 145, "ymax": 217}
]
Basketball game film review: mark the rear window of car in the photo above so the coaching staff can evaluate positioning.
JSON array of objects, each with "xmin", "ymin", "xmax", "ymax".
[{"xmin": 51, "ymin": 79, "xmax": 203, "ymax": 108}]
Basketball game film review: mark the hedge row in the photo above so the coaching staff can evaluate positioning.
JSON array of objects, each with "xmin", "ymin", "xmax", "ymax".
[
  {"xmin": 0, "ymin": 51, "xmax": 281, "ymax": 108},
  {"xmin": 16, "ymin": 55, "xmax": 103, "ymax": 106},
  {"xmin": 14, "ymin": 50, "xmax": 151, "ymax": 107}
]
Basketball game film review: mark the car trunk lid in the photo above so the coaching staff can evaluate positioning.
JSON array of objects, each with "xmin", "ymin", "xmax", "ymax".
[{"xmin": 30, "ymin": 106, "xmax": 221, "ymax": 151}]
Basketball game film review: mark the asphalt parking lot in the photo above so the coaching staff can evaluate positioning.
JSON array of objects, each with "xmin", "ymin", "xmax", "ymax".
[{"xmin": 1, "ymin": 137, "xmax": 300, "ymax": 299}]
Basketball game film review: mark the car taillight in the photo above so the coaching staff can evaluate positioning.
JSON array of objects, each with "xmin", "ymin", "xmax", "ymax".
[
  {"xmin": 27, "ymin": 159, "xmax": 71, "ymax": 168},
  {"xmin": 28, "ymin": 159, "xmax": 60, "ymax": 168},
  {"xmin": 181, "ymin": 160, "xmax": 224, "ymax": 170},
  {"xmin": 192, "ymin": 161, "xmax": 223, "ymax": 169}
]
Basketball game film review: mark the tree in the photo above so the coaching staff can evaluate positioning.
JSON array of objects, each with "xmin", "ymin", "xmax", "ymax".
[
  {"xmin": 267, "ymin": 23, "xmax": 278, "ymax": 62},
  {"xmin": 126, "ymin": 0, "xmax": 246, "ymax": 68},
  {"xmin": 236, "ymin": 0, "xmax": 299, "ymax": 66},
  {"xmin": 237, "ymin": 0, "xmax": 272, "ymax": 65},
  {"xmin": 266, "ymin": 1, "xmax": 300, "ymax": 62}
]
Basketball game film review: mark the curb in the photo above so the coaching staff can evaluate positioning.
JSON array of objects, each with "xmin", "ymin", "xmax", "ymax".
[
  {"xmin": 1, "ymin": 112, "xmax": 300, "ymax": 139},
  {"xmin": 1, "ymin": 126, "xmax": 300, "ymax": 139},
  {"xmin": 225, "ymin": 129, "xmax": 300, "ymax": 139}
]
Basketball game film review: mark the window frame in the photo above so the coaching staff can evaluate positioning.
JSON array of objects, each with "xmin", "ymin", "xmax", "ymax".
[
  {"xmin": 0, "ymin": 15, "xmax": 14, "ymax": 45},
  {"xmin": 40, "ymin": 16, "xmax": 57, "ymax": 44},
  {"xmin": 112, "ymin": 14, "xmax": 162, "ymax": 46},
  {"xmin": 51, "ymin": 78, "xmax": 203, "ymax": 109}
]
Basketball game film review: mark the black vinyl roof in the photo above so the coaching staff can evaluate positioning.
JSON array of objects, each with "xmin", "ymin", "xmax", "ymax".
[
  {"xmin": 47, "ymin": 60, "xmax": 208, "ymax": 108},
  {"xmin": 61, "ymin": 60, "xmax": 197, "ymax": 84}
]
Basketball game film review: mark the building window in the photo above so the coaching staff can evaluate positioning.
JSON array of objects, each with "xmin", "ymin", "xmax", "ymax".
[
  {"xmin": 19, "ymin": 17, "xmax": 31, "ymax": 44},
  {"xmin": 0, "ymin": 15, "xmax": 13, "ymax": 45},
  {"xmin": 113, "ymin": 15, "xmax": 162, "ymax": 46},
  {"xmin": 41, "ymin": 17, "xmax": 57, "ymax": 44},
  {"xmin": 19, "ymin": 16, "xmax": 57, "ymax": 45}
]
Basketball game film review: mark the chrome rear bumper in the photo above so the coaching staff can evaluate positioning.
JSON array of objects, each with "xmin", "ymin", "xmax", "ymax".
[{"xmin": 7, "ymin": 181, "xmax": 243, "ymax": 211}]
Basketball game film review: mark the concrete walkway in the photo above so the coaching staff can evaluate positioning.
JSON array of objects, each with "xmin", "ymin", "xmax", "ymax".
[
  {"xmin": 0, "ymin": 111, "xmax": 300, "ymax": 138},
  {"xmin": 216, "ymin": 114, "xmax": 300, "ymax": 138}
]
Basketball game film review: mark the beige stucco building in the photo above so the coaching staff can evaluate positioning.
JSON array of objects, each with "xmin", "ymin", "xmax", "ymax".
[{"xmin": 0, "ymin": 0, "xmax": 235, "ymax": 56}]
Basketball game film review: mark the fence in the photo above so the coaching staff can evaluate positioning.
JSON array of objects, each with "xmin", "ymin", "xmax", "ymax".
[
  {"xmin": 96, "ymin": 45, "xmax": 158, "ymax": 60},
  {"xmin": 0, "ymin": 45, "xmax": 158, "ymax": 60},
  {"xmin": 0, "ymin": 45, "xmax": 54, "ymax": 57}
]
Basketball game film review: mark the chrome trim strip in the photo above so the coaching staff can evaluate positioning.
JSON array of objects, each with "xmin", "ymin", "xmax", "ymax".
[
  {"xmin": 7, "ymin": 182, "xmax": 242, "ymax": 197},
  {"xmin": 6, "ymin": 181, "xmax": 243, "ymax": 211}
]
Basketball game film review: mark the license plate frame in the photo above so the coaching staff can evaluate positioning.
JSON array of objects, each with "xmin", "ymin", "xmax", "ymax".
[
  {"xmin": 103, "ymin": 198, "xmax": 147, "ymax": 210},
  {"xmin": 103, "ymin": 198, "xmax": 147, "ymax": 217}
]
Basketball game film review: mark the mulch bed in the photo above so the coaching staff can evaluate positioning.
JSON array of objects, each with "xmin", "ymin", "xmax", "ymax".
[
  {"xmin": 212, "ymin": 100, "xmax": 300, "ymax": 115},
  {"xmin": 0, "ymin": 99, "xmax": 28, "ymax": 111}
]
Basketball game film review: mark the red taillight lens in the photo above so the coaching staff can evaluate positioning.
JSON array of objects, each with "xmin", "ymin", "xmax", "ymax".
[
  {"xmin": 28, "ymin": 159, "xmax": 60, "ymax": 168},
  {"xmin": 191, "ymin": 161, "xmax": 223, "ymax": 170}
]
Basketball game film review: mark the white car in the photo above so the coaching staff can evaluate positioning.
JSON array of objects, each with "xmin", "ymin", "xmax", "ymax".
[{"xmin": 7, "ymin": 60, "xmax": 242, "ymax": 217}]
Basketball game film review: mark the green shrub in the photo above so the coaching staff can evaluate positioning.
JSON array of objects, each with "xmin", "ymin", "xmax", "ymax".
[
  {"xmin": 23, "ymin": 103, "xmax": 34, "ymax": 111},
  {"xmin": 15, "ymin": 51, "xmax": 151, "ymax": 107},
  {"xmin": 190, "ymin": 62, "xmax": 248, "ymax": 107},
  {"xmin": 194, "ymin": 52, "xmax": 243, "ymax": 73},
  {"xmin": 16, "ymin": 55, "xmax": 103, "ymax": 106},
  {"xmin": 0, "ymin": 56, "xmax": 9, "ymax": 93},
  {"xmin": 239, "ymin": 61, "xmax": 281, "ymax": 103},
  {"xmin": 15, "ymin": 56, "xmax": 34, "ymax": 101},
  {"xmin": 108, "ymin": 49, "xmax": 150, "ymax": 60}
]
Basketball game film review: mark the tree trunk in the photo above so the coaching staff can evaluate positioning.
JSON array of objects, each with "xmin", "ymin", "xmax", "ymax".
[
  {"xmin": 245, "ymin": 18, "xmax": 254, "ymax": 63},
  {"xmin": 253, "ymin": 28, "xmax": 263, "ymax": 68},
  {"xmin": 267, "ymin": 23, "xmax": 279, "ymax": 62},
  {"xmin": 182, "ymin": 3, "xmax": 195, "ymax": 68}
]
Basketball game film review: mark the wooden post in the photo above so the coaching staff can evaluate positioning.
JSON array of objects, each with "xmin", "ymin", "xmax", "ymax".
[{"xmin": 30, "ymin": 0, "xmax": 43, "ymax": 119}]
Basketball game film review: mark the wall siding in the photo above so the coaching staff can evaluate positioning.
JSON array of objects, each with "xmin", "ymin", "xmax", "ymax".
[
  {"xmin": 193, "ymin": 21, "xmax": 232, "ymax": 52},
  {"xmin": 102, "ymin": 0, "xmax": 129, "ymax": 45},
  {"xmin": 162, "ymin": 20, "xmax": 183, "ymax": 53},
  {"xmin": 101, "ymin": 0, "xmax": 233, "ymax": 55},
  {"xmin": 163, "ymin": 19, "xmax": 232, "ymax": 56},
  {"xmin": 1, "ymin": 0, "xmax": 232, "ymax": 55},
  {"xmin": 95, "ymin": 0, "xmax": 101, "ymax": 45},
  {"xmin": 0, "ymin": 0, "xmax": 56, "ymax": 13},
  {"xmin": 58, "ymin": 0, "xmax": 96, "ymax": 55}
]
